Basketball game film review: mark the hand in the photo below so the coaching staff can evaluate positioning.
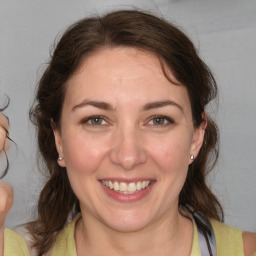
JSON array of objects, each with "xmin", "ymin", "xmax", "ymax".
[
  {"xmin": 0, "ymin": 182, "xmax": 13, "ymax": 227},
  {"xmin": 0, "ymin": 113, "xmax": 9, "ymax": 153},
  {"xmin": 0, "ymin": 182, "xmax": 13, "ymax": 256}
]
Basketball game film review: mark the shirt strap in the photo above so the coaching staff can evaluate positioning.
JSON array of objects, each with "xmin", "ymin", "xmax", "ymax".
[{"xmin": 193, "ymin": 210, "xmax": 216, "ymax": 256}]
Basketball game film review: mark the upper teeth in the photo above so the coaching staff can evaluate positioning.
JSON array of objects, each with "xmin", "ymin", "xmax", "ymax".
[{"xmin": 101, "ymin": 180, "xmax": 151, "ymax": 194}]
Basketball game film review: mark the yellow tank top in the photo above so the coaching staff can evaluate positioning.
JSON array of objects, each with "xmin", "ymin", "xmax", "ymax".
[
  {"xmin": 4, "ymin": 216, "xmax": 254, "ymax": 255},
  {"xmin": 4, "ymin": 228, "xmax": 30, "ymax": 256}
]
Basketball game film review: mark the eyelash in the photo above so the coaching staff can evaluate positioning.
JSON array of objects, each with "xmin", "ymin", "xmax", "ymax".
[{"xmin": 81, "ymin": 115, "xmax": 174, "ymax": 127}]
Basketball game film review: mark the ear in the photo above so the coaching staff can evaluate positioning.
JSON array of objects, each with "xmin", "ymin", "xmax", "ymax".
[
  {"xmin": 189, "ymin": 113, "xmax": 207, "ymax": 164},
  {"xmin": 51, "ymin": 119, "xmax": 66, "ymax": 167}
]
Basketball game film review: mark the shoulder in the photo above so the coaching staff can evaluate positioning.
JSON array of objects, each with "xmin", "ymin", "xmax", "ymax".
[
  {"xmin": 12, "ymin": 215, "xmax": 81, "ymax": 256},
  {"xmin": 210, "ymin": 218, "xmax": 243, "ymax": 237},
  {"xmin": 210, "ymin": 219, "xmax": 244, "ymax": 255},
  {"xmin": 51, "ymin": 214, "xmax": 81, "ymax": 256},
  {"xmin": 243, "ymin": 231, "xmax": 256, "ymax": 256},
  {"xmin": 4, "ymin": 228, "xmax": 30, "ymax": 256},
  {"xmin": 210, "ymin": 219, "xmax": 256, "ymax": 256},
  {"xmin": 14, "ymin": 224, "xmax": 38, "ymax": 256}
]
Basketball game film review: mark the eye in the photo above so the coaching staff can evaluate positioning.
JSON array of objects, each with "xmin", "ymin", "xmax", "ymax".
[
  {"xmin": 82, "ymin": 116, "xmax": 107, "ymax": 126},
  {"xmin": 147, "ymin": 115, "xmax": 174, "ymax": 126}
]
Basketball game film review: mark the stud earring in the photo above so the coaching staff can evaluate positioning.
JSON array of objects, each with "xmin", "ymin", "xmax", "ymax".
[
  {"xmin": 190, "ymin": 154, "xmax": 194, "ymax": 160},
  {"xmin": 58, "ymin": 156, "xmax": 63, "ymax": 161}
]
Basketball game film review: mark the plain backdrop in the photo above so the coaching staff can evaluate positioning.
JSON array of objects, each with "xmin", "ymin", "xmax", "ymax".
[{"xmin": 0, "ymin": 0, "xmax": 256, "ymax": 232}]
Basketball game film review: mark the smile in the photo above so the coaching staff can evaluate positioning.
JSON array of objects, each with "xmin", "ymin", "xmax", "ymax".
[{"xmin": 101, "ymin": 180, "xmax": 151, "ymax": 194}]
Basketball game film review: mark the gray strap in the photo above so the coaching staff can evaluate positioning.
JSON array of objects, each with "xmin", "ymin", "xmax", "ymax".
[{"xmin": 194, "ymin": 211, "xmax": 217, "ymax": 256}]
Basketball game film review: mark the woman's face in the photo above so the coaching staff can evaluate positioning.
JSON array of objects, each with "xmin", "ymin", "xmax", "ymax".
[{"xmin": 53, "ymin": 47, "xmax": 205, "ymax": 232}]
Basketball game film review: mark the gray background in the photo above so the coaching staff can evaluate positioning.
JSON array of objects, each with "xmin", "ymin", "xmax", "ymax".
[{"xmin": 1, "ymin": 0, "xmax": 256, "ymax": 232}]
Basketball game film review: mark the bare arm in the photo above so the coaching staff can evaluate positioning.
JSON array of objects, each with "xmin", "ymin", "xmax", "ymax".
[{"xmin": 243, "ymin": 231, "xmax": 256, "ymax": 256}]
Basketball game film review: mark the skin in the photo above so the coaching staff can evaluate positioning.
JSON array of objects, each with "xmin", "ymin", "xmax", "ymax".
[
  {"xmin": 0, "ymin": 114, "xmax": 8, "ymax": 152},
  {"xmin": 53, "ymin": 47, "xmax": 205, "ymax": 256},
  {"xmin": 243, "ymin": 232, "xmax": 256, "ymax": 256}
]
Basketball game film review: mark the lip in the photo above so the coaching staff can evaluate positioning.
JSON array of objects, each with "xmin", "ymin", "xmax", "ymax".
[{"xmin": 99, "ymin": 179, "xmax": 156, "ymax": 203}]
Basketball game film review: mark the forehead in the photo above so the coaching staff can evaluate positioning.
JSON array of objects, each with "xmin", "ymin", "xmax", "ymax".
[
  {"xmin": 64, "ymin": 47, "xmax": 191, "ymax": 111},
  {"xmin": 71, "ymin": 47, "xmax": 167, "ymax": 84}
]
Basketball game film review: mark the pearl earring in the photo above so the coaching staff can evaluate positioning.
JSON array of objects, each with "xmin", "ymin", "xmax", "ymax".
[
  {"xmin": 58, "ymin": 156, "xmax": 63, "ymax": 161},
  {"xmin": 190, "ymin": 154, "xmax": 194, "ymax": 160}
]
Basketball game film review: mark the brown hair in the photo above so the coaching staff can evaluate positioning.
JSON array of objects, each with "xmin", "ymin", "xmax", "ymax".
[{"xmin": 29, "ymin": 10, "xmax": 223, "ymax": 255}]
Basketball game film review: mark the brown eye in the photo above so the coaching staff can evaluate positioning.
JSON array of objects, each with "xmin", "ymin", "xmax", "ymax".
[
  {"xmin": 153, "ymin": 117, "xmax": 166, "ymax": 125},
  {"xmin": 82, "ymin": 116, "xmax": 107, "ymax": 126},
  {"xmin": 90, "ymin": 117, "xmax": 104, "ymax": 125},
  {"xmin": 148, "ymin": 116, "xmax": 174, "ymax": 126}
]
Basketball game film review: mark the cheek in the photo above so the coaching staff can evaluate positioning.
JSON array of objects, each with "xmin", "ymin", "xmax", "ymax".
[
  {"xmin": 146, "ymin": 133, "xmax": 192, "ymax": 173},
  {"xmin": 62, "ymin": 133, "xmax": 109, "ymax": 176},
  {"xmin": 148, "ymin": 134, "xmax": 192, "ymax": 202}
]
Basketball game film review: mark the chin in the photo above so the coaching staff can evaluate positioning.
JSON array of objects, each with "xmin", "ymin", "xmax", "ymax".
[
  {"xmin": 99, "ymin": 209, "xmax": 154, "ymax": 233},
  {"xmin": 105, "ymin": 219, "xmax": 149, "ymax": 233}
]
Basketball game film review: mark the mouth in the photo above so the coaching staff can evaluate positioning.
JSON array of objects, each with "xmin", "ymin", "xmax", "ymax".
[{"xmin": 101, "ymin": 180, "xmax": 152, "ymax": 194}]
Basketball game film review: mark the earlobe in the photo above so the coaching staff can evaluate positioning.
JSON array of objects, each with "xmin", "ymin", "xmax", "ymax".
[{"xmin": 51, "ymin": 119, "xmax": 66, "ymax": 167}]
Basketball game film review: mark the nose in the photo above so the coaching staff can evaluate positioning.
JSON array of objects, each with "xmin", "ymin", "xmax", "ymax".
[{"xmin": 109, "ymin": 125, "xmax": 147, "ymax": 170}]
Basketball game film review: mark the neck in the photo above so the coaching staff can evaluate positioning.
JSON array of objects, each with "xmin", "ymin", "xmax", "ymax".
[{"xmin": 75, "ymin": 209, "xmax": 193, "ymax": 256}]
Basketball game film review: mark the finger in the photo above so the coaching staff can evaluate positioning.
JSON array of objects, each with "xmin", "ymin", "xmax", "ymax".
[
  {"xmin": 0, "ymin": 114, "xmax": 8, "ymax": 131},
  {"xmin": 0, "ymin": 114, "xmax": 9, "ymax": 152},
  {"xmin": 0, "ymin": 127, "xmax": 8, "ymax": 152}
]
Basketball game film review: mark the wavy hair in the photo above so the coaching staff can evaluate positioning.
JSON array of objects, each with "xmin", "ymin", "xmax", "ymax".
[{"xmin": 29, "ymin": 10, "xmax": 223, "ymax": 255}]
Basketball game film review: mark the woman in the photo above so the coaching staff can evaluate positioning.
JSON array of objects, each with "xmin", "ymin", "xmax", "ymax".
[{"xmin": 0, "ymin": 10, "xmax": 256, "ymax": 256}]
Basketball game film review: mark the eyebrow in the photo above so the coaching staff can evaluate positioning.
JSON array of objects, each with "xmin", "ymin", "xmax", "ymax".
[
  {"xmin": 72, "ymin": 99, "xmax": 183, "ymax": 112},
  {"xmin": 72, "ymin": 100, "xmax": 114, "ymax": 111},
  {"xmin": 142, "ymin": 100, "xmax": 183, "ymax": 112}
]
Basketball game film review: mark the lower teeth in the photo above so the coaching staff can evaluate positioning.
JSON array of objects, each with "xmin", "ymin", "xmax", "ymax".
[
  {"xmin": 109, "ymin": 184, "xmax": 150, "ymax": 193},
  {"xmin": 116, "ymin": 191, "xmax": 138, "ymax": 194}
]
